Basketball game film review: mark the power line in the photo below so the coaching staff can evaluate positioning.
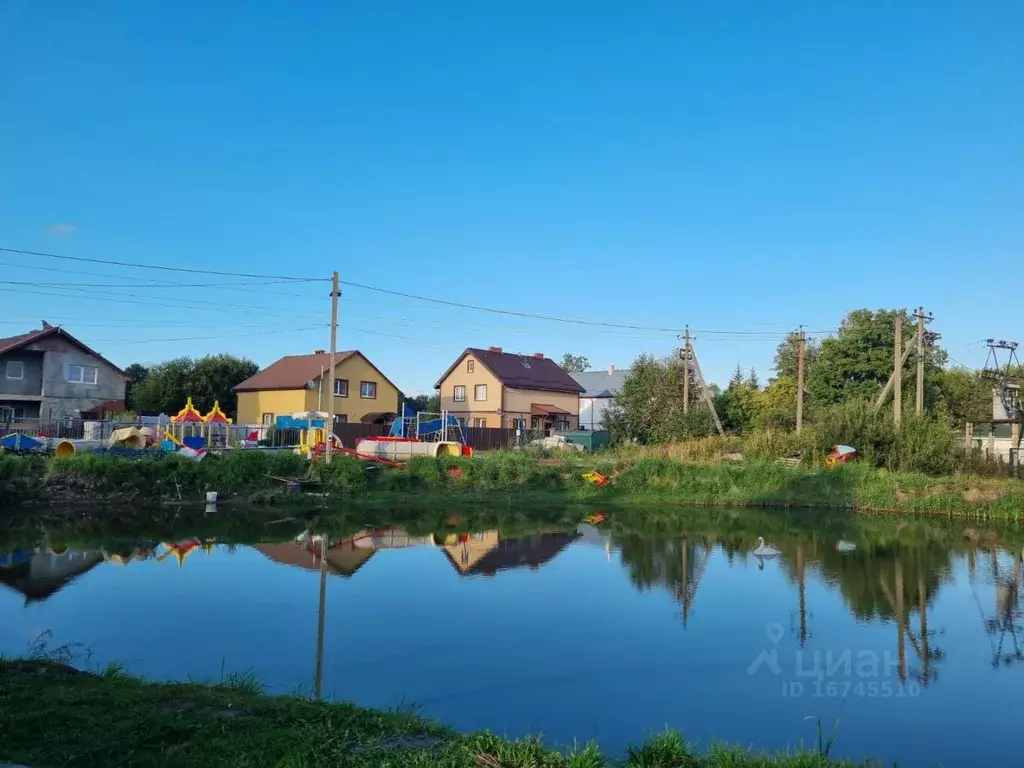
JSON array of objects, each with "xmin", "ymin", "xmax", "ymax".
[
  {"xmin": 88, "ymin": 325, "xmax": 328, "ymax": 345},
  {"xmin": 0, "ymin": 278, "xmax": 324, "ymax": 289},
  {"xmin": 0, "ymin": 246, "xmax": 329, "ymax": 281}
]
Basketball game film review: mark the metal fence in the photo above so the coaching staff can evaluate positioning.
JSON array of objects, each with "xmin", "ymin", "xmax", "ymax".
[{"xmin": 0, "ymin": 417, "xmax": 550, "ymax": 453}]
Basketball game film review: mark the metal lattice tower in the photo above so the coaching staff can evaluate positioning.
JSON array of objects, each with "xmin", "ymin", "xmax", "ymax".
[{"xmin": 981, "ymin": 340, "xmax": 1022, "ymax": 423}]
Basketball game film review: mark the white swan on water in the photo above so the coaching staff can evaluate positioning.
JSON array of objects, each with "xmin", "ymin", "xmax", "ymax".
[{"xmin": 753, "ymin": 537, "xmax": 780, "ymax": 558}]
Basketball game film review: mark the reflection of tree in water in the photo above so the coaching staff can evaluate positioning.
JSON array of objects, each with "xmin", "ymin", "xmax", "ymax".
[{"xmin": 614, "ymin": 527, "xmax": 958, "ymax": 686}]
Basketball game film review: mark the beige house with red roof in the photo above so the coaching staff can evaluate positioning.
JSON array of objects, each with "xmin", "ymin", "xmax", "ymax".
[
  {"xmin": 434, "ymin": 346, "xmax": 584, "ymax": 430},
  {"xmin": 232, "ymin": 349, "xmax": 400, "ymax": 427},
  {"xmin": 0, "ymin": 323, "xmax": 126, "ymax": 420}
]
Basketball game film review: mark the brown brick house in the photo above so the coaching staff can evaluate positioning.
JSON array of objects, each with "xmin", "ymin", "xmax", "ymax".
[{"xmin": 434, "ymin": 346, "xmax": 584, "ymax": 430}]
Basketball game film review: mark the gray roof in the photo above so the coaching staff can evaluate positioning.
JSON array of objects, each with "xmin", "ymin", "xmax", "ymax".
[{"xmin": 571, "ymin": 369, "xmax": 629, "ymax": 398}]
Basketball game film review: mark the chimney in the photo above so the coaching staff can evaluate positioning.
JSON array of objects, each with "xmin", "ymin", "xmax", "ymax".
[
  {"xmin": 314, "ymin": 349, "xmax": 325, "ymax": 355},
  {"xmin": 609, "ymin": 364, "xmax": 615, "ymax": 375},
  {"xmin": 488, "ymin": 346, "xmax": 503, "ymax": 354},
  {"xmin": 533, "ymin": 352, "xmax": 544, "ymax": 359}
]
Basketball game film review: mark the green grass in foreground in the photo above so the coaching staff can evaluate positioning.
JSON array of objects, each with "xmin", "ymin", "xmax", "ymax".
[
  {"xmin": 3, "ymin": 448, "xmax": 1022, "ymax": 519},
  {"xmin": 0, "ymin": 660, "xmax": 877, "ymax": 767}
]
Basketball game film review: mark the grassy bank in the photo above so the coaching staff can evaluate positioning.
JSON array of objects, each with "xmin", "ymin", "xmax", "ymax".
[
  {"xmin": 2, "ymin": 449, "xmax": 1022, "ymax": 519},
  {"xmin": 0, "ymin": 660, "xmax": 875, "ymax": 767}
]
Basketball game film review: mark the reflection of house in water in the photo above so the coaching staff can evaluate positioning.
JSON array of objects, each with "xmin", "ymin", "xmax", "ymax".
[
  {"xmin": 258, "ymin": 527, "xmax": 578, "ymax": 578},
  {"xmin": 0, "ymin": 548, "xmax": 105, "ymax": 604},
  {"xmin": 440, "ymin": 530, "xmax": 578, "ymax": 576},
  {"xmin": 256, "ymin": 528, "xmax": 436, "ymax": 578}
]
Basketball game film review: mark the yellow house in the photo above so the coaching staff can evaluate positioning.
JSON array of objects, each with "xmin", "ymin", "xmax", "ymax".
[
  {"xmin": 434, "ymin": 346, "xmax": 584, "ymax": 430},
  {"xmin": 233, "ymin": 350, "xmax": 400, "ymax": 426}
]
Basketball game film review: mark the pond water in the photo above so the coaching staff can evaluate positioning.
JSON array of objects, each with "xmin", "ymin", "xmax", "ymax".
[{"xmin": 2, "ymin": 508, "xmax": 1023, "ymax": 766}]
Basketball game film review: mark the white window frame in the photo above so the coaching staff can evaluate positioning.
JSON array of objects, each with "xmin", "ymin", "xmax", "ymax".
[
  {"xmin": 467, "ymin": 359, "xmax": 475, "ymax": 373},
  {"xmin": 453, "ymin": 385, "xmax": 466, "ymax": 402},
  {"xmin": 5, "ymin": 360, "xmax": 24, "ymax": 380},
  {"xmin": 262, "ymin": 413, "xmax": 274, "ymax": 426},
  {"xmin": 67, "ymin": 364, "xmax": 98, "ymax": 385},
  {"xmin": 473, "ymin": 417, "xmax": 486, "ymax": 428},
  {"xmin": 359, "ymin": 380, "xmax": 377, "ymax": 399},
  {"xmin": 474, "ymin": 384, "xmax": 487, "ymax": 401},
  {"xmin": 12, "ymin": 406, "xmax": 26, "ymax": 420},
  {"xmin": 334, "ymin": 378, "xmax": 348, "ymax": 397}
]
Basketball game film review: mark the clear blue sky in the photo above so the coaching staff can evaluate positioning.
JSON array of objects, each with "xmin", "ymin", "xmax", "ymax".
[{"xmin": 1, "ymin": 1, "xmax": 1020, "ymax": 394}]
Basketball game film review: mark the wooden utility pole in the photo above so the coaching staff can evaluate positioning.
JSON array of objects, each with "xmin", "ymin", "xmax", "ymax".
[
  {"xmin": 894, "ymin": 316, "xmax": 903, "ymax": 426},
  {"xmin": 796, "ymin": 328, "xmax": 806, "ymax": 433},
  {"xmin": 689, "ymin": 344, "xmax": 725, "ymax": 435},
  {"xmin": 682, "ymin": 327, "xmax": 691, "ymax": 415},
  {"xmin": 914, "ymin": 308, "xmax": 933, "ymax": 417},
  {"xmin": 326, "ymin": 271, "xmax": 340, "ymax": 464},
  {"xmin": 872, "ymin": 341, "xmax": 915, "ymax": 412}
]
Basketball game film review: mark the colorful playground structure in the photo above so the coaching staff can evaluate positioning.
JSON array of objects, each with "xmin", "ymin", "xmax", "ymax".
[{"xmin": 161, "ymin": 397, "xmax": 234, "ymax": 456}]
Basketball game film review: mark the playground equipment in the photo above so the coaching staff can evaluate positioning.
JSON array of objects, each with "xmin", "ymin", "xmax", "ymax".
[
  {"xmin": 354, "ymin": 437, "xmax": 467, "ymax": 462},
  {"xmin": 163, "ymin": 398, "xmax": 234, "ymax": 453},
  {"xmin": 389, "ymin": 409, "xmax": 466, "ymax": 444}
]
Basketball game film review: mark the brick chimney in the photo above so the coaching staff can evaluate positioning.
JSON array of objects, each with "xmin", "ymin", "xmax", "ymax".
[
  {"xmin": 488, "ymin": 346, "xmax": 503, "ymax": 354},
  {"xmin": 609, "ymin": 364, "xmax": 615, "ymax": 374},
  {"xmin": 314, "ymin": 349, "xmax": 326, "ymax": 354},
  {"xmin": 533, "ymin": 352, "xmax": 544, "ymax": 359}
]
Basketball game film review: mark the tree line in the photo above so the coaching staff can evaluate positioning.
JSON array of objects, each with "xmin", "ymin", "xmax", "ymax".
[{"xmin": 604, "ymin": 308, "xmax": 1012, "ymax": 444}]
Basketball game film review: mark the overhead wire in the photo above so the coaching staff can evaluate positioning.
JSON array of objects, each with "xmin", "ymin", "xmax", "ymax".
[{"xmin": 0, "ymin": 246, "xmax": 328, "ymax": 281}]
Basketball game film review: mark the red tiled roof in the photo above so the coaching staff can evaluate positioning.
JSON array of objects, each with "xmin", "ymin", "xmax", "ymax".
[
  {"xmin": 0, "ymin": 326, "xmax": 126, "ymax": 376},
  {"xmin": 233, "ymin": 351, "xmax": 357, "ymax": 391},
  {"xmin": 435, "ymin": 348, "xmax": 585, "ymax": 394}
]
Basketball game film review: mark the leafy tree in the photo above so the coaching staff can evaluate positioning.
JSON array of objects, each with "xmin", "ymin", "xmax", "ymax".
[
  {"xmin": 772, "ymin": 332, "xmax": 820, "ymax": 382},
  {"xmin": 806, "ymin": 309, "xmax": 947, "ymax": 409},
  {"xmin": 123, "ymin": 363, "xmax": 149, "ymax": 410},
  {"xmin": 560, "ymin": 353, "xmax": 591, "ymax": 373},
  {"xmin": 936, "ymin": 368, "xmax": 992, "ymax": 426},
  {"xmin": 720, "ymin": 365, "xmax": 760, "ymax": 433},
  {"xmin": 129, "ymin": 354, "xmax": 258, "ymax": 418},
  {"xmin": 602, "ymin": 354, "xmax": 717, "ymax": 443},
  {"xmin": 752, "ymin": 376, "xmax": 798, "ymax": 431},
  {"xmin": 405, "ymin": 393, "xmax": 440, "ymax": 413}
]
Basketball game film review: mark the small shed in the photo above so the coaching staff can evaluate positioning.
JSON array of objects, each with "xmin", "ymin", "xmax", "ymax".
[{"xmin": 558, "ymin": 429, "xmax": 610, "ymax": 451}]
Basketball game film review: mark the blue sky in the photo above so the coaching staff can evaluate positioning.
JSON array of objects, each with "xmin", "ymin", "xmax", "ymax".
[{"xmin": 1, "ymin": 1, "xmax": 1020, "ymax": 394}]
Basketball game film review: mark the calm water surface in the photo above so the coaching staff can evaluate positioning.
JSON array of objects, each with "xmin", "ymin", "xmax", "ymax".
[{"xmin": 2, "ymin": 511, "xmax": 1023, "ymax": 767}]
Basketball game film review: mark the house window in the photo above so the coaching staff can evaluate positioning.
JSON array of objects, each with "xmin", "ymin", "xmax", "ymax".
[
  {"xmin": 474, "ymin": 384, "xmax": 487, "ymax": 401},
  {"xmin": 453, "ymin": 385, "xmax": 466, "ymax": 402},
  {"xmin": 262, "ymin": 413, "xmax": 274, "ymax": 426},
  {"xmin": 335, "ymin": 379, "xmax": 348, "ymax": 397},
  {"xmin": 67, "ymin": 364, "xmax": 98, "ymax": 385},
  {"xmin": 5, "ymin": 361, "xmax": 24, "ymax": 380},
  {"xmin": 473, "ymin": 417, "xmax": 486, "ymax": 428},
  {"xmin": 360, "ymin": 381, "xmax": 377, "ymax": 399},
  {"xmin": 336, "ymin": 414, "xmax": 348, "ymax": 424},
  {"xmin": 467, "ymin": 359, "xmax": 475, "ymax": 373}
]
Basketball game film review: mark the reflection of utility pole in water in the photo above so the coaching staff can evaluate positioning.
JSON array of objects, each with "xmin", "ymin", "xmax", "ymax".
[
  {"xmin": 895, "ymin": 558, "xmax": 907, "ymax": 682},
  {"xmin": 678, "ymin": 535, "xmax": 708, "ymax": 628},
  {"xmin": 917, "ymin": 573, "xmax": 931, "ymax": 684},
  {"xmin": 796, "ymin": 541, "xmax": 808, "ymax": 647},
  {"xmin": 314, "ymin": 532, "xmax": 328, "ymax": 699}
]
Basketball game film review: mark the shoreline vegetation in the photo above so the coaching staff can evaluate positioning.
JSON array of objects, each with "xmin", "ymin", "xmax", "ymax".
[
  {"xmin": 0, "ymin": 659, "xmax": 875, "ymax": 767},
  {"xmin": 1, "ymin": 444, "xmax": 1022, "ymax": 520}
]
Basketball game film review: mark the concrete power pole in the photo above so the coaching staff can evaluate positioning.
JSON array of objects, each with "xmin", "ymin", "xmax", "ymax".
[
  {"xmin": 796, "ymin": 328, "xmax": 806, "ymax": 433},
  {"xmin": 682, "ymin": 327, "xmax": 691, "ymax": 415},
  {"xmin": 326, "ymin": 271, "xmax": 340, "ymax": 464},
  {"xmin": 894, "ymin": 317, "xmax": 902, "ymax": 426}
]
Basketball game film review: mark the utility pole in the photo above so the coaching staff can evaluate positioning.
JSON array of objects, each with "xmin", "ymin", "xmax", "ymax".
[
  {"xmin": 914, "ymin": 308, "xmax": 934, "ymax": 417},
  {"xmin": 326, "ymin": 271, "xmax": 340, "ymax": 464},
  {"xmin": 894, "ymin": 316, "xmax": 903, "ymax": 426},
  {"xmin": 689, "ymin": 343, "xmax": 725, "ymax": 436},
  {"xmin": 682, "ymin": 327, "xmax": 691, "ymax": 415},
  {"xmin": 796, "ymin": 328, "xmax": 806, "ymax": 433}
]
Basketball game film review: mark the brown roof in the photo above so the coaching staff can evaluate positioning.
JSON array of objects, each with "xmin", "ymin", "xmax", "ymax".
[
  {"xmin": 531, "ymin": 403, "xmax": 572, "ymax": 416},
  {"xmin": 233, "ymin": 351, "xmax": 399, "ymax": 394},
  {"xmin": 0, "ymin": 326, "xmax": 126, "ymax": 376},
  {"xmin": 435, "ymin": 348, "xmax": 585, "ymax": 394},
  {"xmin": 253, "ymin": 542, "xmax": 376, "ymax": 578}
]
